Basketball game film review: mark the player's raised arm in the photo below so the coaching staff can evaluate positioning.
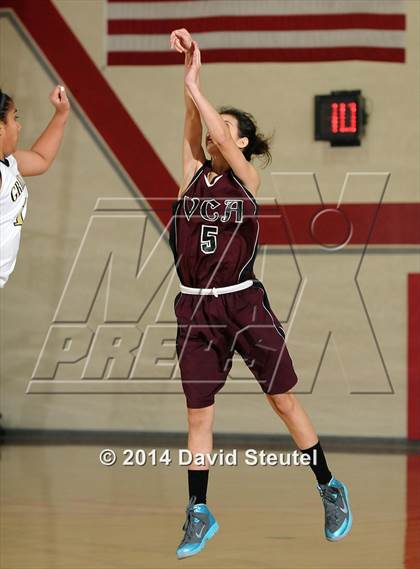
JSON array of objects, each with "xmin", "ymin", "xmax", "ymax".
[
  {"xmin": 14, "ymin": 85, "xmax": 70, "ymax": 177},
  {"xmin": 170, "ymin": 29, "xmax": 205, "ymax": 197},
  {"xmin": 184, "ymin": 41, "xmax": 260, "ymax": 195}
]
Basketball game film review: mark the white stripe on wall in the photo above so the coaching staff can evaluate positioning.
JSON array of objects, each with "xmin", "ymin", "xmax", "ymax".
[
  {"xmin": 108, "ymin": 1, "xmax": 405, "ymax": 20},
  {"xmin": 107, "ymin": 29, "xmax": 405, "ymax": 52}
]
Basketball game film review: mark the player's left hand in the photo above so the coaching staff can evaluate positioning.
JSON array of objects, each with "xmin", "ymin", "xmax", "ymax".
[
  {"xmin": 184, "ymin": 41, "xmax": 201, "ymax": 88},
  {"xmin": 50, "ymin": 85, "xmax": 70, "ymax": 115}
]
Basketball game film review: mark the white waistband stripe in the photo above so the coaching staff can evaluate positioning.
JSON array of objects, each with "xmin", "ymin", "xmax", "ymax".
[{"xmin": 180, "ymin": 279, "xmax": 254, "ymax": 297}]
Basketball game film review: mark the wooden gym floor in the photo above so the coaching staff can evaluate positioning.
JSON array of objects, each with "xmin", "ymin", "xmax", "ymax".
[{"xmin": 1, "ymin": 444, "xmax": 419, "ymax": 569}]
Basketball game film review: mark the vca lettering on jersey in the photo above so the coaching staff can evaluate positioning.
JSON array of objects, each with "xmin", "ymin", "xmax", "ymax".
[
  {"xmin": 183, "ymin": 196, "xmax": 244, "ymax": 223},
  {"xmin": 169, "ymin": 160, "xmax": 259, "ymax": 288}
]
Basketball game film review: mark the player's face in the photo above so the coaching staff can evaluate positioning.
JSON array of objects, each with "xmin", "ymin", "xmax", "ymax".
[
  {"xmin": 0, "ymin": 103, "xmax": 21, "ymax": 155},
  {"xmin": 205, "ymin": 114, "xmax": 248, "ymax": 155},
  {"xmin": 220, "ymin": 114, "xmax": 241, "ymax": 142}
]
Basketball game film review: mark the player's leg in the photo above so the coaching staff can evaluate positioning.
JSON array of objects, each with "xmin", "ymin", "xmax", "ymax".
[
  {"xmin": 187, "ymin": 404, "xmax": 214, "ymax": 505},
  {"xmin": 266, "ymin": 391, "xmax": 352, "ymax": 541},
  {"xmin": 175, "ymin": 300, "xmax": 228, "ymax": 558},
  {"xmin": 176, "ymin": 404, "xmax": 219, "ymax": 559},
  {"xmin": 231, "ymin": 282, "xmax": 352, "ymax": 541},
  {"xmin": 266, "ymin": 392, "xmax": 332, "ymax": 481}
]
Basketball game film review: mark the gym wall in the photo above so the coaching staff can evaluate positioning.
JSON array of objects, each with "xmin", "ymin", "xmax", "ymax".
[{"xmin": 0, "ymin": 0, "xmax": 418, "ymax": 438}]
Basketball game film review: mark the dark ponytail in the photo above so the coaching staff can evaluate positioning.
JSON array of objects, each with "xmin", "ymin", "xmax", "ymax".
[
  {"xmin": 218, "ymin": 106, "xmax": 272, "ymax": 167},
  {"xmin": 0, "ymin": 90, "xmax": 12, "ymax": 123}
]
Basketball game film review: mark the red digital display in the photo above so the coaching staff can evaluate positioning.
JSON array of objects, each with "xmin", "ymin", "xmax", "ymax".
[
  {"xmin": 315, "ymin": 91, "xmax": 366, "ymax": 146},
  {"xmin": 331, "ymin": 101, "xmax": 357, "ymax": 134}
]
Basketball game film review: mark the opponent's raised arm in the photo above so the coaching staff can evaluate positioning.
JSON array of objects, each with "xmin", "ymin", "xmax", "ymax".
[
  {"xmin": 170, "ymin": 29, "xmax": 205, "ymax": 196},
  {"xmin": 14, "ymin": 85, "xmax": 70, "ymax": 177}
]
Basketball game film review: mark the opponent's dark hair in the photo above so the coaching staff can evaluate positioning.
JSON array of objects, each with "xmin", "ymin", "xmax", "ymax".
[
  {"xmin": 218, "ymin": 106, "xmax": 272, "ymax": 167},
  {"xmin": 0, "ymin": 90, "xmax": 12, "ymax": 123}
]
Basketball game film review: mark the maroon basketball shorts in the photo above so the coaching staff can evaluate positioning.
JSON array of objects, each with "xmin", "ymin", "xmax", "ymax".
[{"xmin": 174, "ymin": 280, "xmax": 298, "ymax": 409}]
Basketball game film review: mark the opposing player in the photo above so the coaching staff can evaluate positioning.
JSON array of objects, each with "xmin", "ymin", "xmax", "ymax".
[
  {"xmin": 0, "ymin": 85, "xmax": 70, "ymax": 287},
  {"xmin": 169, "ymin": 30, "xmax": 352, "ymax": 559}
]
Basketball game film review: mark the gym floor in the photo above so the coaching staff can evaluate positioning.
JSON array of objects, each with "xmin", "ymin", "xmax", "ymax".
[{"xmin": 1, "ymin": 444, "xmax": 419, "ymax": 569}]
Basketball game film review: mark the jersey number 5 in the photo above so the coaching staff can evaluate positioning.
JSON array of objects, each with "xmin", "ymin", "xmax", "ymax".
[{"xmin": 200, "ymin": 225, "xmax": 219, "ymax": 254}]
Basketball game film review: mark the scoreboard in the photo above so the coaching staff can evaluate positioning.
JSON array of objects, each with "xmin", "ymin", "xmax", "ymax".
[{"xmin": 315, "ymin": 90, "xmax": 368, "ymax": 146}]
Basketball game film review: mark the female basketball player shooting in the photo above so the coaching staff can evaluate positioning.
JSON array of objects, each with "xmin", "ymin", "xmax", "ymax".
[
  {"xmin": 0, "ymin": 85, "xmax": 70, "ymax": 287},
  {"xmin": 169, "ymin": 30, "xmax": 352, "ymax": 559}
]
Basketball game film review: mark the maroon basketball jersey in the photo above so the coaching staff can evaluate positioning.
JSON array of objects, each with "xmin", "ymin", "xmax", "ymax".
[{"xmin": 169, "ymin": 159, "xmax": 259, "ymax": 288}]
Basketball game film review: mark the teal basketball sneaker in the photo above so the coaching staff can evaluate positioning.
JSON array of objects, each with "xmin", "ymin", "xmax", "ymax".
[
  {"xmin": 176, "ymin": 496, "xmax": 219, "ymax": 559},
  {"xmin": 317, "ymin": 476, "xmax": 352, "ymax": 541}
]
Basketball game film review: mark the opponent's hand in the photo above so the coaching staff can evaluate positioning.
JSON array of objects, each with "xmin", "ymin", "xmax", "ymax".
[
  {"xmin": 50, "ymin": 85, "xmax": 70, "ymax": 115},
  {"xmin": 170, "ymin": 28, "xmax": 193, "ymax": 54},
  {"xmin": 184, "ymin": 41, "xmax": 201, "ymax": 88}
]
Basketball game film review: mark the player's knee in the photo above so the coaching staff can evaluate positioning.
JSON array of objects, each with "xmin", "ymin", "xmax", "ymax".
[
  {"xmin": 270, "ymin": 393, "xmax": 296, "ymax": 416},
  {"xmin": 187, "ymin": 406, "xmax": 213, "ymax": 431}
]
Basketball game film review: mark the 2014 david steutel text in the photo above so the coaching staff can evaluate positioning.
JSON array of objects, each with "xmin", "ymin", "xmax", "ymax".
[{"xmin": 99, "ymin": 448, "xmax": 317, "ymax": 467}]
